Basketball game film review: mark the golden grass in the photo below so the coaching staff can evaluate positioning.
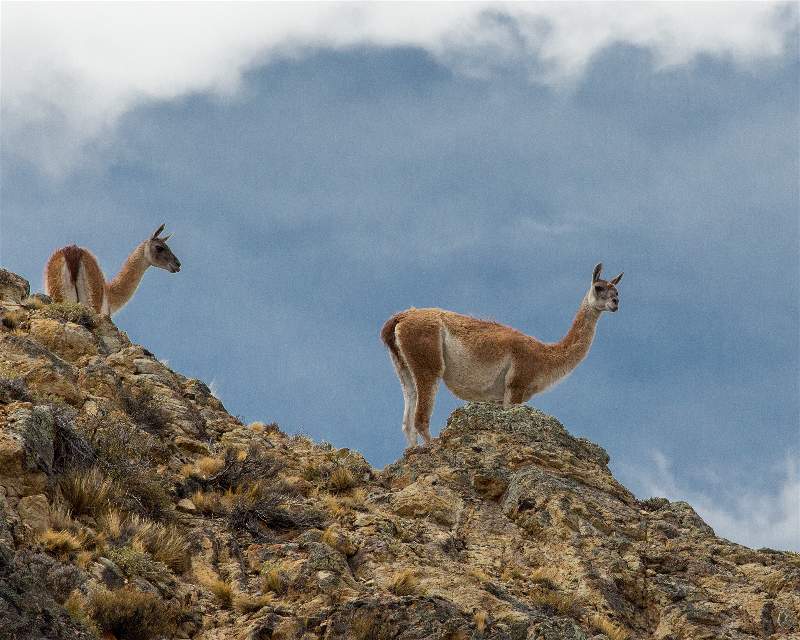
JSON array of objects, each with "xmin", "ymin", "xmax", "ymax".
[
  {"xmin": 589, "ymin": 613, "xmax": 630, "ymax": 640},
  {"xmin": 529, "ymin": 566, "xmax": 560, "ymax": 590},
  {"xmin": 180, "ymin": 455, "xmax": 225, "ymax": 480},
  {"xmin": 468, "ymin": 567, "xmax": 492, "ymax": 584},
  {"xmin": 233, "ymin": 592, "xmax": 275, "ymax": 614},
  {"xmin": 63, "ymin": 590, "xmax": 99, "ymax": 635},
  {"xmin": 194, "ymin": 565, "xmax": 234, "ymax": 608},
  {"xmin": 191, "ymin": 489, "xmax": 226, "ymax": 514},
  {"xmin": 261, "ymin": 566, "xmax": 289, "ymax": 595},
  {"xmin": 321, "ymin": 525, "xmax": 357, "ymax": 556},
  {"xmin": 39, "ymin": 529, "xmax": 83, "ymax": 557},
  {"xmin": 89, "ymin": 587, "xmax": 182, "ymax": 640},
  {"xmin": 531, "ymin": 590, "xmax": 577, "ymax": 616},
  {"xmin": 48, "ymin": 501, "xmax": 78, "ymax": 532},
  {"xmin": 97, "ymin": 511, "xmax": 191, "ymax": 573},
  {"xmin": 339, "ymin": 487, "xmax": 369, "ymax": 511},
  {"xmin": 474, "ymin": 610, "xmax": 488, "ymax": 633},
  {"xmin": 60, "ymin": 467, "xmax": 114, "ymax": 516},
  {"xmin": 328, "ymin": 467, "xmax": 357, "ymax": 493},
  {"xmin": 389, "ymin": 569, "xmax": 421, "ymax": 596}
]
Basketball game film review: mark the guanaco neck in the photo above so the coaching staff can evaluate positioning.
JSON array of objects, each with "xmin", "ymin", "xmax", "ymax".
[
  {"xmin": 544, "ymin": 296, "xmax": 602, "ymax": 376},
  {"xmin": 106, "ymin": 242, "xmax": 150, "ymax": 313}
]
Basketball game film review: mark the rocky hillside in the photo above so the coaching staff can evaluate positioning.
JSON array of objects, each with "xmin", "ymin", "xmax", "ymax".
[{"xmin": 0, "ymin": 267, "xmax": 798, "ymax": 640}]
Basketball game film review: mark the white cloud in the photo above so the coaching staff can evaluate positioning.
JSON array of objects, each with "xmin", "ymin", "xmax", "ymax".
[
  {"xmin": 1, "ymin": 2, "xmax": 793, "ymax": 176},
  {"xmin": 620, "ymin": 449, "xmax": 800, "ymax": 551}
]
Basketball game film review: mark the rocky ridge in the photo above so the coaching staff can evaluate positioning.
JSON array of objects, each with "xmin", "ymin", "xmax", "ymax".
[{"xmin": 0, "ymin": 267, "xmax": 797, "ymax": 640}]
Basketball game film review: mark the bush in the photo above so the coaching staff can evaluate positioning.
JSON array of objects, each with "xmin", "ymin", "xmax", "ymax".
[
  {"xmin": 89, "ymin": 422, "xmax": 171, "ymax": 518},
  {"xmin": 106, "ymin": 546, "xmax": 173, "ymax": 588},
  {"xmin": 227, "ymin": 489, "xmax": 327, "ymax": 539},
  {"xmin": 120, "ymin": 386, "xmax": 169, "ymax": 433},
  {"xmin": 50, "ymin": 404, "xmax": 95, "ymax": 474},
  {"xmin": 89, "ymin": 588, "xmax": 183, "ymax": 640},
  {"xmin": 180, "ymin": 445, "xmax": 284, "ymax": 496}
]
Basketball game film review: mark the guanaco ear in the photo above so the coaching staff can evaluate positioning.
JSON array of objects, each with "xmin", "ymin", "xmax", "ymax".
[
  {"xmin": 160, "ymin": 233, "xmax": 172, "ymax": 242},
  {"xmin": 592, "ymin": 263, "xmax": 603, "ymax": 283},
  {"xmin": 151, "ymin": 224, "xmax": 166, "ymax": 240},
  {"xmin": 610, "ymin": 272, "xmax": 624, "ymax": 285}
]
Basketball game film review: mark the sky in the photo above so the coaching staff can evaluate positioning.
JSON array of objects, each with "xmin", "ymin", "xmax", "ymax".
[{"xmin": 1, "ymin": 2, "xmax": 798, "ymax": 551}]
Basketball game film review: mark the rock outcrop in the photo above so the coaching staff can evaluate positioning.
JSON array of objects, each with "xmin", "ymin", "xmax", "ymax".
[{"xmin": 0, "ymin": 268, "xmax": 798, "ymax": 640}]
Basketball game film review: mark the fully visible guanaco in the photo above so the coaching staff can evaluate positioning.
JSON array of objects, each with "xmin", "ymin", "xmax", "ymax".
[
  {"xmin": 44, "ymin": 224, "xmax": 180, "ymax": 316},
  {"xmin": 381, "ymin": 263, "xmax": 623, "ymax": 447}
]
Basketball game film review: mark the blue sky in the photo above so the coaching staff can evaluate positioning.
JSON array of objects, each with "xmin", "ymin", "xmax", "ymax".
[{"xmin": 2, "ymin": 3, "xmax": 798, "ymax": 550}]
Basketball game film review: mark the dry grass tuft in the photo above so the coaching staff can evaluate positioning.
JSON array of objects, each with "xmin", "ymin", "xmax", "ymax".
[
  {"xmin": 328, "ymin": 466, "xmax": 357, "ymax": 493},
  {"xmin": 99, "ymin": 511, "xmax": 191, "ymax": 573},
  {"xmin": 39, "ymin": 529, "xmax": 83, "ymax": 557},
  {"xmin": 261, "ymin": 564, "xmax": 289, "ymax": 595},
  {"xmin": 60, "ymin": 467, "xmax": 113, "ymax": 516},
  {"xmin": 531, "ymin": 589, "xmax": 578, "ymax": 617},
  {"xmin": 63, "ymin": 590, "xmax": 100, "ymax": 635},
  {"xmin": 321, "ymin": 525, "xmax": 358, "ymax": 556},
  {"xmin": 589, "ymin": 613, "xmax": 630, "ymax": 640},
  {"xmin": 89, "ymin": 587, "xmax": 182, "ymax": 640},
  {"xmin": 233, "ymin": 591, "xmax": 275, "ymax": 614},
  {"xmin": 194, "ymin": 565, "xmax": 234, "ymax": 608},
  {"xmin": 48, "ymin": 501, "xmax": 79, "ymax": 532},
  {"xmin": 529, "ymin": 566, "xmax": 560, "ymax": 590},
  {"xmin": 389, "ymin": 569, "xmax": 421, "ymax": 596},
  {"xmin": 181, "ymin": 455, "xmax": 225, "ymax": 480},
  {"xmin": 474, "ymin": 609, "xmax": 488, "ymax": 633}
]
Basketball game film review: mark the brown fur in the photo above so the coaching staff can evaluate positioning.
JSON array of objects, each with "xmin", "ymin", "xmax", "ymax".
[
  {"xmin": 44, "ymin": 225, "xmax": 180, "ymax": 316},
  {"xmin": 44, "ymin": 246, "xmax": 106, "ymax": 313},
  {"xmin": 382, "ymin": 266, "xmax": 622, "ymax": 448}
]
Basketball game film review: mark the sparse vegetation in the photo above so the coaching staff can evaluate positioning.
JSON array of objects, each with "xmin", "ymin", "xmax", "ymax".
[
  {"xmin": 59, "ymin": 467, "xmax": 113, "ymax": 516},
  {"xmin": 99, "ymin": 511, "xmax": 191, "ymax": 573},
  {"xmin": 120, "ymin": 385, "xmax": 169, "ymax": 433},
  {"xmin": 89, "ymin": 588, "xmax": 183, "ymax": 640},
  {"xmin": 328, "ymin": 466, "xmax": 357, "ymax": 493},
  {"xmin": 0, "ymin": 376, "xmax": 32, "ymax": 403},
  {"xmin": 589, "ymin": 613, "xmax": 630, "ymax": 640},
  {"xmin": 39, "ymin": 529, "xmax": 84, "ymax": 557},
  {"xmin": 321, "ymin": 525, "xmax": 358, "ymax": 556},
  {"xmin": 37, "ymin": 302, "xmax": 96, "ymax": 329},
  {"xmin": 389, "ymin": 569, "xmax": 421, "ymax": 596},
  {"xmin": 530, "ymin": 566, "xmax": 560, "ymax": 590},
  {"xmin": 530, "ymin": 589, "xmax": 579, "ymax": 617},
  {"xmin": 194, "ymin": 565, "xmax": 234, "ymax": 607},
  {"xmin": 107, "ymin": 545, "xmax": 173, "ymax": 587},
  {"xmin": 233, "ymin": 591, "xmax": 274, "ymax": 614},
  {"xmin": 261, "ymin": 563, "xmax": 289, "ymax": 595}
]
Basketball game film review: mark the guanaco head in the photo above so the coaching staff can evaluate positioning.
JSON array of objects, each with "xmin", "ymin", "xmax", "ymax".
[
  {"xmin": 589, "ymin": 263, "xmax": 623, "ymax": 312},
  {"xmin": 145, "ymin": 224, "xmax": 181, "ymax": 273}
]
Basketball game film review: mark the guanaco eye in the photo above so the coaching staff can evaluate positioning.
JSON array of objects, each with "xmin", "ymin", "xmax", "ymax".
[
  {"xmin": 594, "ymin": 285, "xmax": 604, "ymax": 293},
  {"xmin": 155, "ymin": 246, "xmax": 165, "ymax": 252}
]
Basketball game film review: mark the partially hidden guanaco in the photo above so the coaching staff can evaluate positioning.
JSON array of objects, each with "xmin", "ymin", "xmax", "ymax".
[{"xmin": 44, "ymin": 224, "xmax": 180, "ymax": 316}]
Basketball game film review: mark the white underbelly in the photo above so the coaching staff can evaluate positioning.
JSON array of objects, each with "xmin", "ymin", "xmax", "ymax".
[{"xmin": 441, "ymin": 331, "xmax": 510, "ymax": 402}]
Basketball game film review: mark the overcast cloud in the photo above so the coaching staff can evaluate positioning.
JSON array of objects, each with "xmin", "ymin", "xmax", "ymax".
[{"xmin": 2, "ymin": 2, "xmax": 793, "ymax": 175}]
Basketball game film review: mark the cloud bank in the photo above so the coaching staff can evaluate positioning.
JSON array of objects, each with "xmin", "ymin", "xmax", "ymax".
[
  {"xmin": 1, "ymin": 2, "xmax": 794, "ymax": 175},
  {"xmin": 620, "ymin": 450, "xmax": 800, "ymax": 551}
]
